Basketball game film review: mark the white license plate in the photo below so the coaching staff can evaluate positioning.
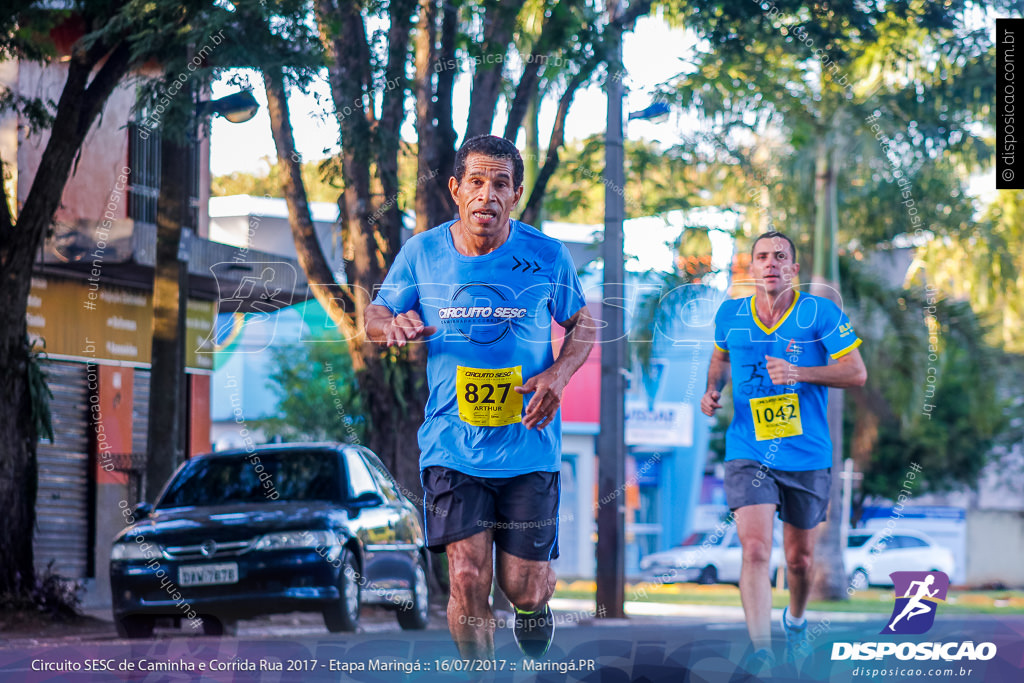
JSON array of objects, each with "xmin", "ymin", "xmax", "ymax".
[{"xmin": 179, "ymin": 562, "xmax": 238, "ymax": 587}]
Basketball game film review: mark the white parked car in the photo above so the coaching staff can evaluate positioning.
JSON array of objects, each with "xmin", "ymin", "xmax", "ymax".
[
  {"xmin": 639, "ymin": 522, "xmax": 785, "ymax": 585},
  {"xmin": 845, "ymin": 529, "xmax": 955, "ymax": 590}
]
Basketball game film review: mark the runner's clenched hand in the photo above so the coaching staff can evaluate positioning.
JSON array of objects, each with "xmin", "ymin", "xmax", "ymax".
[
  {"xmin": 701, "ymin": 389, "xmax": 722, "ymax": 416},
  {"xmin": 516, "ymin": 368, "xmax": 568, "ymax": 430},
  {"xmin": 765, "ymin": 355, "xmax": 799, "ymax": 384}
]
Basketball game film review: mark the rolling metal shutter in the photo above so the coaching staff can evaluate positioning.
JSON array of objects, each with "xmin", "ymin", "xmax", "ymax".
[
  {"xmin": 132, "ymin": 369, "xmax": 150, "ymax": 456},
  {"xmin": 35, "ymin": 361, "xmax": 90, "ymax": 579},
  {"xmin": 129, "ymin": 369, "xmax": 150, "ymax": 504}
]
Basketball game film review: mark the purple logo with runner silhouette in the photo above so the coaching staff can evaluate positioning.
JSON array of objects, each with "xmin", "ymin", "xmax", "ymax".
[{"xmin": 882, "ymin": 571, "xmax": 949, "ymax": 635}]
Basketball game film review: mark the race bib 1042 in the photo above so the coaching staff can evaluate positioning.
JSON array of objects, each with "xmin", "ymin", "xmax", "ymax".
[
  {"xmin": 456, "ymin": 366, "xmax": 524, "ymax": 427},
  {"xmin": 749, "ymin": 393, "xmax": 803, "ymax": 441}
]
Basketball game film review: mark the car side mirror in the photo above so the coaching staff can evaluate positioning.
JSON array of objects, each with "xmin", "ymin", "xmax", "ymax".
[
  {"xmin": 348, "ymin": 491, "xmax": 383, "ymax": 510},
  {"xmin": 134, "ymin": 502, "xmax": 153, "ymax": 520}
]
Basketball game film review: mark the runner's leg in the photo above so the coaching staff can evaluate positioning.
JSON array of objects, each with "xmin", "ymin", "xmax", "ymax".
[
  {"xmin": 496, "ymin": 550, "xmax": 556, "ymax": 612},
  {"xmin": 783, "ymin": 522, "xmax": 820, "ymax": 620},
  {"xmin": 447, "ymin": 530, "xmax": 496, "ymax": 660},
  {"xmin": 736, "ymin": 503, "xmax": 777, "ymax": 651}
]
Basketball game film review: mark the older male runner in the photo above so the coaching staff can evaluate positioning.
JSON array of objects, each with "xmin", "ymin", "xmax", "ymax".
[
  {"xmin": 365, "ymin": 135, "xmax": 595, "ymax": 661},
  {"xmin": 701, "ymin": 231, "xmax": 866, "ymax": 673}
]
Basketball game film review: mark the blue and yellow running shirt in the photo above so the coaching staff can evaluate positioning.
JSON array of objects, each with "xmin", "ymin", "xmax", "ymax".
[
  {"xmin": 714, "ymin": 291, "xmax": 862, "ymax": 471},
  {"xmin": 371, "ymin": 219, "xmax": 586, "ymax": 477}
]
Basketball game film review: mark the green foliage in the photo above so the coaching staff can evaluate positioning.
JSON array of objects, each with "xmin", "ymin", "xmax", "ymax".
[
  {"xmin": 841, "ymin": 257, "xmax": 1009, "ymax": 506},
  {"xmin": 212, "ymin": 157, "xmax": 342, "ymax": 202},
  {"xmin": 255, "ymin": 339, "xmax": 366, "ymax": 444},
  {"xmin": 27, "ymin": 337, "xmax": 54, "ymax": 444},
  {"xmin": 543, "ymin": 136, "xmax": 698, "ymax": 223},
  {"xmin": 657, "ymin": 0, "xmax": 1003, "ymax": 250},
  {"xmin": 916, "ymin": 189, "xmax": 1024, "ymax": 354},
  {"xmin": 213, "ymin": 145, "xmax": 423, "ymax": 205}
]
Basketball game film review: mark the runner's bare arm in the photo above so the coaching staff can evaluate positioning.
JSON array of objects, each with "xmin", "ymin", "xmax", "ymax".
[
  {"xmin": 701, "ymin": 347, "xmax": 730, "ymax": 416},
  {"xmin": 516, "ymin": 306, "xmax": 597, "ymax": 430},
  {"xmin": 364, "ymin": 304, "xmax": 437, "ymax": 348},
  {"xmin": 765, "ymin": 347, "xmax": 867, "ymax": 388}
]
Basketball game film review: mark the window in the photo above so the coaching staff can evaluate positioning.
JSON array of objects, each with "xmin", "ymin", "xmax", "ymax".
[
  {"xmin": 127, "ymin": 122, "xmax": 160, "ymax": 226},
  {"xmin": 345, "ymin": 452, "xmax": 379, "ymax": 498},
  {"xmin": 157, "ymin": 450, "xmax": 342, "ymax": 507},
  {"xmin": 896, "ymin": 536, "xmax": 928, "ymax": 549},
  {"xmin": 848, "ymin": 533, "xmax": 873, "ymax": 548},
  {"xmin": 127, "ymin": 90, "xmax": 201, "ymax": 231},
  {"xmin": 358, "ymin": 449, "xmax": 400, "ymax": 503}
]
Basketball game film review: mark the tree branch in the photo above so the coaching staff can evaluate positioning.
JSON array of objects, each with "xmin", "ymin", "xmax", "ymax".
[
  {"xmin": 615, "ymin": 0, "xmax": 652, "ymax": 30},
  {"xmin": 0, "ymin": 148, "xmax": 13, "ymax": 237},
  {"xmin": 520, "ymin": 58, "xmax": 598, "ymax": 225},
  {"xmin": 503, "ymin": 0, "xmax": 581, "ymax": 140},
  {"xmin": 377, "ymin": 0, "xmax": 417, "ymax": 258},
  {"xmin": 464, "ymin": 0, "xmax": 525, "ymax": 139},
  {"xmin": 263, "ymin": 64, "xmax": 361, "ymax": 354},
  {"xmin": 503, "ymin": 60, "xmax": 544, "ymax": 141}
]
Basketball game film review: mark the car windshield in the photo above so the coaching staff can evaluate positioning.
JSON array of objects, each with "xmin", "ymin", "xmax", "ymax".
[
  {"xmin": 848, "ymin": 533, "xmax": 873, "ymax": 548},
  {"xmin": 157, "ymin": 450, "xmax": 344, "ymax": 508},
  {"xmin": 679, "ymin": 531, "xmax": 725, "ymax": 547}
]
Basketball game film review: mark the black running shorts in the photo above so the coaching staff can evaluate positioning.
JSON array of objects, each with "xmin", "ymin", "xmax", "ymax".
[{"xmin": 420, "ymin": 466, "xmax": 560, "ymax": 561}]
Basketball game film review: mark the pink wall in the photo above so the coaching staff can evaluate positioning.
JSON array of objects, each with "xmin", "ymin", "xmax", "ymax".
[
  {"xmin": 16, "ymin": 61, "xmax": 135, "ymax": 225},
  {"xmin": 554, "ymin": 305, "xmax": 602, "ymax": 425}
]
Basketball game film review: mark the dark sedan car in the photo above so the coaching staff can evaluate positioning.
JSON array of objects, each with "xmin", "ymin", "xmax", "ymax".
[{"xmin": 110, "ymin": 443, "xmax": 429, "ymax": 638}]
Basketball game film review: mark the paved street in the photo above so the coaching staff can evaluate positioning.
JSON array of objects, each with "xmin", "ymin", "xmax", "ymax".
[{"xmin": 2, "ymin": 601, "xmax": 1023, "ymax": 682}]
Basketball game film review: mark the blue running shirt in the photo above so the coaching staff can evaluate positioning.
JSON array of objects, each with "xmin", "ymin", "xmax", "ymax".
[
  {"xmin": 714, "ymin": 291, "xmax": 862, "ymax": 471},
  {"xmin": 372, "ymin": 219, "xmax": 586, "ymax": 477}
]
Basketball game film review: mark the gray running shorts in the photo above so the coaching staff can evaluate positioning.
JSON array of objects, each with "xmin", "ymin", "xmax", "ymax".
[{"xmin": 724, "ymin": 458, "xmax": 831, "ymax": 529}]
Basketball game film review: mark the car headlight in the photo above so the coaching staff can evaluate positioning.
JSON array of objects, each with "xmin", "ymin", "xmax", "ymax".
[
  {"xmin": 253, "ymin": 530, "xmax": 337, "ymax": 551},
  {"xmin": 111, "ymin": 541, "xmax": 152, "ymax": 561}
]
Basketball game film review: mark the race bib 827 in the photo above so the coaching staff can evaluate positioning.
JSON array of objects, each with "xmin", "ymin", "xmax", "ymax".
[{"xmin": 456, "ymin": 366, "xmax": 524, "ymax": 427}]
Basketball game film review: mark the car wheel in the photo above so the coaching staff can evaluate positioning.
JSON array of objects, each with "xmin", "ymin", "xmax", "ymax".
[
  {"xmin": 697, "ymin": 565, "xmax": 718, "ymax": 585},
  {"xmin": 324, "ymin": 549, "xmax": 360, "ymax": 633},
  {"xmin": 396, "ymin": 555, "xmax": 430, "ymax": 630},
  {"xmin": 116, "ymin": 614, "xmax": 155, "ymax": 639},
  {"xmin": 849, "ymin": 568, "xmax": 869, "ymax": 591},
  {"xmin": 200, "ymin": 615, "xmax": 237, "ymax": 636}
]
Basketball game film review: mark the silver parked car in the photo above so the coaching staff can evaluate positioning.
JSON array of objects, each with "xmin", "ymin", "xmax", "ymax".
[
  {"xmin": 845, "ymin": 529, "xmax": 955, "ymax": 590},
  {"xmin": 640, "ymin": 522, "xmax": 785, "ymax": 585}
]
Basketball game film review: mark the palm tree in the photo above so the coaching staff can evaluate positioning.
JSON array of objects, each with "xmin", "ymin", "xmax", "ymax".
[{"xmin": 657, "ymin": 0, "xmax": 1012, "ymax": 598}]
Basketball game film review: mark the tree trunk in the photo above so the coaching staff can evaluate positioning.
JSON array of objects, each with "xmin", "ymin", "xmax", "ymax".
[
  {"xmin": 809, "ymin": 139, "xmax": 847, "ymax": 601},
  {"xmin": 145, "ymin": 134, "xmax": 188, "ymax": 502},
  {"xmin": 0, "ymin": 38, "xmax": 132, "ymax": 595},
  {"xmin": 415, "ymin": 0, "xmax": 458, "ymax": 233},
  {"xmin": 523, "ymin": 92, "xmax": 540, "ymax": 199},
  {"xmin": 0, "ymin": 316, "xmax": 39, "ymax": 596},
  {"xmin": 264, "ymin": 4, "xmax": 429, "ymax": 496}
]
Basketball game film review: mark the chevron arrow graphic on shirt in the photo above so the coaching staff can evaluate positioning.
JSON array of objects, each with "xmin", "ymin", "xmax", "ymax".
[{"xmin": 509, "ymin": 256, "xmax": 542, "ymax": 272}]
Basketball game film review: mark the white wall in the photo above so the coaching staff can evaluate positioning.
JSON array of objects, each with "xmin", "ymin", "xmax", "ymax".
[{"xmin": 965, "ymin": 509, "xmax": 1024, "ymax": 588}]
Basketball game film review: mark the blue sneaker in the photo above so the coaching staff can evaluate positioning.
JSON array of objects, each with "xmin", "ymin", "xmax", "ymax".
[
  {"xmin": 781, "ymin": 607, "xmax": 809, "ymax": 663},
  {"xmin": 741, "ymin": 647, "xmax": 776, "ymax": 677}
]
